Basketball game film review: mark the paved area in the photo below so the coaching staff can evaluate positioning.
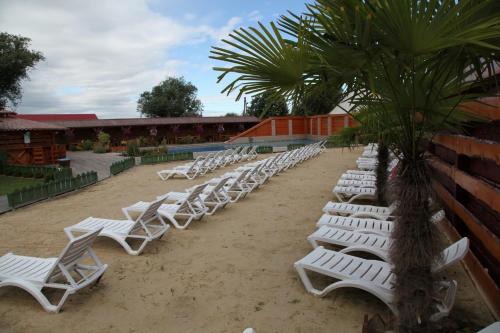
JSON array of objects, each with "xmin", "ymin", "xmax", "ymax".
[
  {"xmin": 66, "ymin": 151, "xmax": 127, "ymax": 180},
  {"xmin": 0, "ymin": 196, "xmax": 8, "ymax": 214}
]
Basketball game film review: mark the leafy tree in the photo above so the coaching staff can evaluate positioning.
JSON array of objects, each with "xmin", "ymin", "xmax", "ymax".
[
  {"xmin": 293, "ymin": 83, "xmax": 343, "ymax": 115},
  {"xmin": 224, "ymin": 112, "xmax": 240, "ymax": 117},
  {"xmin": 0, "ymin": 32, "xmax": 44, "ymax": 108},
  {"xmin": 137, "ymin": 77, "xmax": 203, "ymax": 118},
  {"xmin": 246, "ymin": 91, "xmax": 289, "ymax": 118},
  {"xmin": 211, "ymin": 1, "xmax": 500, "ymax": 330}
]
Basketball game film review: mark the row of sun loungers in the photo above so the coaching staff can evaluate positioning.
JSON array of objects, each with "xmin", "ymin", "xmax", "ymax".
[
  {"xmin": 0, "ymin": 141, "xmax": 326, "ymax": 313},
  {"xmin": 293, "ymin": 143, "xmax": 468, "ymax": 321},
  {"xmin": 333, "ymin": 157, "xmax": 399, "ymax": 202},
  {"xmin": 157, "ymin": 145, "xmax": 258, "ymax": 180}
]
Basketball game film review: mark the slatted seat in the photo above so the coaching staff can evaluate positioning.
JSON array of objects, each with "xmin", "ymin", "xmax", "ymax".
[
  {"xmin": 0, "ymin": 229, "xmax": 107, "ymax": 312},
  {"xmin": 66, "ymin": 198, "xmax": 170, "ymax": 255},
  {"xmin": 316, "ymin": 214, "xmax": 394, "ymax": 236},
  {"xmin": 323, "ymin": 201, "xmax": 396, "ymax": 220},
  {"xmin": 295, "ymin": 241, "xmax": 466, "ymax": 321}
]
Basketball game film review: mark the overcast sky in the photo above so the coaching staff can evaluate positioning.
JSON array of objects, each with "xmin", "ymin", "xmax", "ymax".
[{"xmin": 0, "ymin": 0, "xmax": 308, "ymax": 118}]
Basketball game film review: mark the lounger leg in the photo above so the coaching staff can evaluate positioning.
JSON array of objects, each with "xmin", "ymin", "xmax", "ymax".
[{"xmin": 294, "ymin": 263, "xmax": 328, "ymax": 296}]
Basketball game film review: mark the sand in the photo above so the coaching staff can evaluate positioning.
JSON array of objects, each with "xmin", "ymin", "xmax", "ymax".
[{"xmin": 0, "ymin": 148, "xmax": 493, "ymax": 333}]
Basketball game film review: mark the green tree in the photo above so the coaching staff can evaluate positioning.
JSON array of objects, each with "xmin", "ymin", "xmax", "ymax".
[
  {"xmin": 0, "ymin": 32, "xmax": 44, "ymax": 108},
  {"xmin": 137, "ymin": 77, "xmax": 203, "ymax": 118},
  {"xmin": 211, "ymin": 1, "xmax": 500, "ymax": 330},
  {"xmin": 224, "ymin": 112, "xmax": 240, "ymax": 117},
  {"xmin": 293, "ymin": 83, "xmax": 342, "ymax": 115},
  {"xmin": 246, "ymin": 91, "xmax": 289, "ymax": 118}
]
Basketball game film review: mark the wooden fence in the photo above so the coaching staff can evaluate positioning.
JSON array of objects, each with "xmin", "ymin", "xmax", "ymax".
[
  {"xmin": 140, "ymin": 152, "xmax": 194, "ymax": 165},
  {"xmin": 427, "ymin": 97, "xmax": 500, "ymax": 318},
  {"xmin": 110, "ymin": 157, "xmax": 135, "ymax": 175},
  {"xmin": 7, "ymin": 171, "xmax": 98, "ymax": 209}
]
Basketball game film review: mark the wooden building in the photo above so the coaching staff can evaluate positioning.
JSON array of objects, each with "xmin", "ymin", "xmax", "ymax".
[
  {"xmin": 0, "ymin": 110, "xmax": 67, "ymax": 165},
  {"xmin": 42, "ymin": 116, "xmax": 260, "ymax": 145}
]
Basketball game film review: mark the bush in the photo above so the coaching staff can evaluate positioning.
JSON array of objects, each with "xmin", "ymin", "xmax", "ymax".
[
  {"xmin": 81, "ymin": 139, "xmax": 94, "ymax": 151},
  {"xmin": 98, "ymin": 131, "xmax": 111, "ymax": 146},
  {"xmin": 93, "ymin": 143, "xmax": 107, "ymax": 154},
  {"xmin": 127, "ymin": 141, "xmax": 141, "ymax": 157}
]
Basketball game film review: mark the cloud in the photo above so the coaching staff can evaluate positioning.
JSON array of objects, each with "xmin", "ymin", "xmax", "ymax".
[
  {"xmin": 0, "ymin": 0, "xmax": 243, "ymax": 118},
  {"xmin": 248, "ymin": 10, "xmax": 264, "ymax": 22}
]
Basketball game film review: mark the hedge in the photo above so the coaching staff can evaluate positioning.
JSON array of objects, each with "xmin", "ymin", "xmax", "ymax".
[
  {"xmin": 140, "ymin": 152, "xmax": 194, "ymax": 165},
  {"xmin": 256, "ymin": 146, "xmax": 273, "ymax": 154},
  {"xmin": 3, "ymin": 165, "xmax": 72, "ymax": 180},
  {"xmin": 110, "ymin": 157, "xmax": 135, "ymax": 175},
  {"xmin": 287, "ymin": 144, "xmax": 306, "ymax": 151},
  {"xmin": 7, "ymin": 171, "xmax": 98, "ymax": 209}
]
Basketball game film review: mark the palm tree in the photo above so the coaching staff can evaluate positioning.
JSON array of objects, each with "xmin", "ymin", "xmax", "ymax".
[{"xmin": 210, "ymin": 0, "xmax": 500, "ymax": 331}]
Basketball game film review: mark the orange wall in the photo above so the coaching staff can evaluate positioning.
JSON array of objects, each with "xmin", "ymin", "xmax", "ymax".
[{"xmin": 229, "ymin": 114, "xmax": 354, "ymax": 141}]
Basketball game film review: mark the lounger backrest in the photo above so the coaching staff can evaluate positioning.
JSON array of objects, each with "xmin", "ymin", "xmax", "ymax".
[
  {"xmin": 185, "ymin": 156, "xmax": 204, "ymax": 172},
  {"xmin": 47, "ymin": 228, "xmax": 102, "ymax": 281},
  {"xmin": 248, "ymin": 146, "xmax": 257, "ymax": 154},
  {"xmin": 184, "ymin": 183, "xmax": 209, "ymax": 206},
  {"xmin": 235, "ymin": 169, "xmax": 250, "ymax": 182},
  {"xmin": 212, "ymin": 177, "xmax": 231, "ymax": 192},
  {"xmin": 432, "ymin": 237, "xmax": 469, "ymax": 273},
  {"xmin": 137, "ymin": 197, "xmax": 166, "ymax": 224}
]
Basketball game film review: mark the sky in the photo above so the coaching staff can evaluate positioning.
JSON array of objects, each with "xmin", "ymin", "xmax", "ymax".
[{"xmin": 0, "ymin": 0, "xmax": 310, "ymax": 119}]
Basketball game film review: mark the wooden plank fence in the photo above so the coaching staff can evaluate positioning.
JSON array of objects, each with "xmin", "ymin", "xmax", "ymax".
[
  {"xmin": 7, "ymin": 171, "xmax": 98, "ymax": 209},
  {"xmin": 428, "ymin": 98, "xmax": 500, "ymax": 318}
]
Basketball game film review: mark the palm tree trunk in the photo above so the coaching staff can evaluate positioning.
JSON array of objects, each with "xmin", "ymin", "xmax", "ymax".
[
  {"xmin": 389, "ymin": 157, "xmax": 441, "ymax": 332},
  {"xmin": 375, "ymin": 142, "xmax": 389, "ymax": 205}
]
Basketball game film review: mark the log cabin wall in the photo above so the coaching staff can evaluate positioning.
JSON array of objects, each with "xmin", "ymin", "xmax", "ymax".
[
  {"xmin": 427, "ymin": 97, "xmax": 500, "ymax": 318},
  {"xmin": 0, "ymin": 130, "xmax": 65, "ymax": 165}
]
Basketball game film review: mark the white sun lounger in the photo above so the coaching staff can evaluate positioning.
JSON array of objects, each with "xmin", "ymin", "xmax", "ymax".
[
  {"xmin": 337, "ymin": 179, "xmax": 376, "ymax": 188},
  {"xmin": 341, "ymin": 173, "xmax": 377, "ymax": 181},
  {"xmin": 123, "ymin": 184, "xmax": 209, "ymax": 230},
  {"xmin": 209, "ymin": 169, "xmax": 252, "ymax": 202},
  {"xmin": 66, "ymin": 198, "xmax": 170, "ymax": 255},
  {"xmin": 162, "ymin": 177, "xmax": 231, "ymax": 215},
  {"xmin": 0, "ymin": 228, "xmax": 107, "ymax": 312},
  {"xmin": 157, "ymin": 156, "xmax": 204, "ymax": 180},
  {"xmin": 294, "ymin": 239, "xmax": 469, "ymax": 320},
  {"xmin": 322, "ymin": 202, "xmax": 397, "ymax": 220},
  {"xmin": 316, "ymin": 210, "xmax": 445, "ymax": 237},
  {"xmin": 333, "ymin": 185, "xmax": 377, "ymax": 203}
]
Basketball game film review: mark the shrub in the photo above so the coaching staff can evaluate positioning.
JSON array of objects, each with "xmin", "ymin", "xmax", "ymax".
[
  {"xmin": 93, "ymin": 143, "xmax": 107, "ymax": 154},
  {"xmin": 97, "ymin": 131, "xmax": 111, "ymax": 146},
  {"xmin": 81, "ymin": 139, "xmax": 94, "ymax": 151},
  {"xmin": 126, "ymin": 141, "xmax": 141, "ymax": 157}
]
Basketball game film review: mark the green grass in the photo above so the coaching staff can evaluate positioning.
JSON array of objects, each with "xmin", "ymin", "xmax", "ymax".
[{"xmin": 0, "ymin": 175, "xmax": 44, "ymax": 196}]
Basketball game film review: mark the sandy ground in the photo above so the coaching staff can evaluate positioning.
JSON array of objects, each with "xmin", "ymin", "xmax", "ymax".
[{"xmin": 0, "ymin": 148, "xmax": 494, "ymax": 333}]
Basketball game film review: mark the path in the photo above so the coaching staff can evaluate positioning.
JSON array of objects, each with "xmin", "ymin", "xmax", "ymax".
[{"xmin": 66, "ymin": 151, "xmax": 126, "ymax": 180}]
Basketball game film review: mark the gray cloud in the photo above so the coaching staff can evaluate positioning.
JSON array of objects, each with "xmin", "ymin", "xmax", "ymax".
[{"xmin": 0, "ymin": 0, "xmax": 242, "ymax": 118}]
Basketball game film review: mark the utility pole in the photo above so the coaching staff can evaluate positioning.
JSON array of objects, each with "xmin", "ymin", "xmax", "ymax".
[{"xmin": 243, "ymin": 96, "xmax": 247, "ymax": 116}]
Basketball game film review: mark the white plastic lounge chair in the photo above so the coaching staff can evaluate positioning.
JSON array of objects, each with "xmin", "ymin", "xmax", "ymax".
[
  {"xmin": 294, "ymin": 240, "xmax": 468, "ymax": 320},
  {"xmin": 210, "ymin": 169, "xmax": 252, "ymax": 202},
  {"xmin": 322, "ymin": 201, "xmax": 397, "ymax": 220},
  {"xmin": 316, "ymin": 210, "xmax": 445, "ymax": 237},
  {"xmin": 157, "ymin": 156, "xmax": 204, "ymax": 180},
  {"xmin": 242, "ymin": 146, "xmax": 258, "ymax": 161},
  {"xmin": 123, "ymin": 184, "xmax": 209, "ymax": 230},
  {"xmin": 162, "ymin": 177, "xmax": 231, "ymax": 215},
  {"xmin": 333, "ymin": 185, "xmax": 377, "ymax": 203},
  {"xmin": 337, "ymin": 179, "xmax": 376, "ymax": 188},
  {"xmin": 340, "ymin": 173, "xmax": 377, "ymax": 181},
  {"xmin": 0, "ymin": 228, "xmax": 107, "ymax": 312},
  {"xmin": 66, "ymin": 198, "xmax": 170, "ymax": 255}
]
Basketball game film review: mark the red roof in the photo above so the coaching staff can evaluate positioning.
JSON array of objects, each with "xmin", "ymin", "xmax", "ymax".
[{"xmin": 16, "ymin": 114, "xmax": 98, "ymax": 121}]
